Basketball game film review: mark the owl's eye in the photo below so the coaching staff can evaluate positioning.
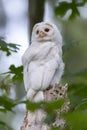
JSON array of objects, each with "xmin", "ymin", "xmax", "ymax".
[
  {"xmin": 44, "ymin": 28, "xmax": 50, "ymax": 32},
  {"xmin": 36, "ymin": 30, "xmax": 39, "ymax": 34}
]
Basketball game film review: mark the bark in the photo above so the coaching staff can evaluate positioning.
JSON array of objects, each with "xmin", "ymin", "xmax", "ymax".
[
  {"xmin": 0, "ymin": 0, "xmax": 7, "ymax": 38},
  {"xmin": 28, "ymin": 0, "xmax": 45, "ymax": 39},
  {"xmin": 0, "ymin": 0, "xmax": 7, "ymax": 27},
  {"xmin": 20, "ymin": 84, "xmax": 70, "ymax": 130}
]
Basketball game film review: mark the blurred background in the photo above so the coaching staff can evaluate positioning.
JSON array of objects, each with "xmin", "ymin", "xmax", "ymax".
[{"xmin": 0, "ymin": 0, "xmax": 87, "ymax": 130}]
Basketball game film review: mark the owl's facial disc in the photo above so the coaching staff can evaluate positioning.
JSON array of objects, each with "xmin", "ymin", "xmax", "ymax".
[
  {"xmin": 36, "ymin": 27, "xmax": 51, "ymax": 41},
  {"xmin": 31, "ymin": 22, "xmax": 58, "ymax": 43},
  {"xmin": 36, "ymin": 27, "xmax": 50, "ymax": 38}
]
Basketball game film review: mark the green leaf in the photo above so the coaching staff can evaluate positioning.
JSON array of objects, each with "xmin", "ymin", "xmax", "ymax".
[
  {"xmin": 24, "ymin": 100, "xmax": 42, "ymax": 111},
  {"xmin": 0, "ymin": 39, "xmax": 20, "ymax": 56},
  {"xmin": 20, "ymin": 99, "xmax": 65, "ymax": 113},
  {"xmin": 0, "ymin": 121, "xmax": 6, "ymax": 126},
  {"xmin": 0, "ymin": 96, "xmax": 16, "ymax": 111},
  {"xmin": 0, "ymin": 75, "xmax": 12, "ymax": 94},
  {"xmin": 1, "ymin": 65, "xmax": 23, "ymax": 82},
  {"xmin": 9, "ymin": 65, "xmax": 23, "ymax": 82},
  {"xmin": 0, "ymin": 121, "xmax": 13, "ymax": 130},
  {"xmin": 68, "ymin": 83, "xmax": 87, "ymax": 110},
  {"xmin": 55, "ymin": 2, "xmax": 71, "ymax": 16},
  {"xmin": 44, "ymin": 112, "xmax": 56, "ymax": 125},
  {"xmin": 55, "ymin": 1, "xmax": 87, "ymax": 20},
  {"xmin": 0, "ymin": 108, "xmax": 7, "ymax": 113},
  {"xmin": 69, "ymin": 7, "xmax": 80, "ymax": 20},
  {"xmin": 43, "ymin": 99, "xmax": 65, "ymax": 114},
  {"xmin": 50, "ymin": 127, "xmax": 60, "ymax": 130},
  {"xmin": 21, "ymin": 99, "xmax": 65, "ymax": 113},
  {"xmin": 68, "ymin": 83, "xmax": 87, "ymax": 100}
]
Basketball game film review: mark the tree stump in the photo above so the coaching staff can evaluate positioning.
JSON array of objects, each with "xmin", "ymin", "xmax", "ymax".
[{"xmin": 20, "ymin": 84, "xmax": 70, "ymax": 130}]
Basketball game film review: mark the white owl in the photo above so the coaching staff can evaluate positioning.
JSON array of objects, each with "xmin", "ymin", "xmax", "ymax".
[{"xmin": 22, "ymin": 22, "xmax": 64, "ymax": 102}]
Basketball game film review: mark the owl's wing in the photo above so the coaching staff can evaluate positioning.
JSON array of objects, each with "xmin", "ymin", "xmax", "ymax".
[
  {"xmin": 22, "ymin": 44, "xmax": 48, "ymax": 91},
  {"xmin": 50, "ymin": 46, "xmax": 64, "ymax": 85},
  {"xmin": 22, "ymin": 47, "xmax": 32, "ymax": 66},
  {"xmin": 22, "ymin": 45, "xmax": 39, "ymax": 66},
  {"xmin": 22, "ymin": 46, "xmax": 36, "ymax": 91},
  {"xmin": 51, "ymin": 59, "xmax": 64, "ymax": 85},
  {"xmin": 22, "ymin": 42, "xmax": 54, "ymax": 66},
  {"xmin": 41, "ymin": 45, "xmax": 61, "ymax": 89}
]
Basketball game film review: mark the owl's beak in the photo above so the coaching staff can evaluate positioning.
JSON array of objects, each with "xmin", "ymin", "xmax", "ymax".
[{"xmin": 39, "ymin": 31, "xmax": 46, "ymax": 38}]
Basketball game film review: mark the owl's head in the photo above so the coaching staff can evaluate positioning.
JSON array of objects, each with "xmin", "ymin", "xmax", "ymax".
[{"xmin": 31, "ymin": 22, "xmax": 62, "ymax": 46}]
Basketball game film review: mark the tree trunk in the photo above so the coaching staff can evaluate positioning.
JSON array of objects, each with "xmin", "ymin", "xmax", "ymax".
[
  {"xmin": 0, "ymin": 0, "xmax": 7, "ymax": 38},
  {"xmin": 28, "ymin": 0, "xmax": 45, "ymax": 39},
  {"xmin": 20, "ymin": 84, "xmax": 70, "ymax": 130}
]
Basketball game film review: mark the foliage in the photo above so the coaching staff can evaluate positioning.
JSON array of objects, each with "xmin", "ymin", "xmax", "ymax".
[
  {"xmin": 0, "ymin": 39, "xmax": 20, "ymax": 56},
  {"xmin": 61, "ymin": 19, "xmax": 87, "ymax": 129},
  {"xmin": 0, "ymin": 95, "xmax": 17, "ymax": 130},
  {"xmin": 55, "ymin": 0, "xmax": 87, "ymax": 20},
  {"xmin": 0, "ymin": 75, "xmax": 12, "ymax": 94},
  {"xmin": 0, "ymin": 39, "xmax": 23, "ymax": 130},
  {"xmin": 64, "ymin": 111, "xmax": 87, "ymax": 130},
  {"xmin": 0, "ymin": 95, "xmax": 16, "ymax": 112},
  {"xmin": 2, "ymin": 65, "xmax": 23, "ymax": 82},
  {"xmin": 24, "ymin": 99, "xmax": 65, "ymax": 113}
]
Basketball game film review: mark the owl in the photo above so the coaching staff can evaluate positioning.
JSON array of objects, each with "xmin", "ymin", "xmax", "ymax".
[{"xmin": 22, "ymin": 22, "xmax": 64, "ymax": 102}]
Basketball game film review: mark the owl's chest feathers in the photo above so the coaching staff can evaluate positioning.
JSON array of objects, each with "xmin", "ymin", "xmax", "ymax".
[
  {"xmin": 29, "ymin": 42, "xmax": 58, "ymax": 64},
  {"xmin": 25, "ymin": 42, "xmax": 60, "ymax": 74}
]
